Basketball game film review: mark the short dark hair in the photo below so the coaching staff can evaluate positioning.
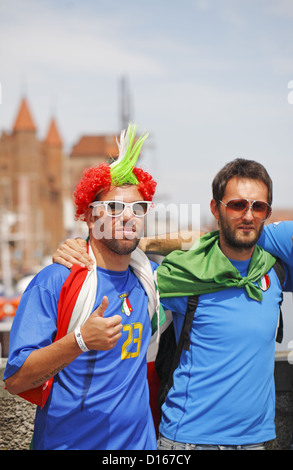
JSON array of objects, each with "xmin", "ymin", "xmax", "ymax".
[{"xmin": 212, "ymin": 158, "xmax": 273, "ymax": 206}]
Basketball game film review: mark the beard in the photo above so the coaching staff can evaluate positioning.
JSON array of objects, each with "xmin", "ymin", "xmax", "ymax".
[
  {"xmin": 219, "ymin": 215, "xmax": 264, "ymax": 251},
  {"xmin": 100, "ymin": 236, "xmax": 140, "ymax": 255},
  {"xmin": 92, "ymin": 217, "xmax": 143, "ymax": 255}
]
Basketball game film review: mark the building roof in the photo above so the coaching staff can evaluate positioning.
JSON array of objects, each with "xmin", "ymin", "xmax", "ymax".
[
  {"xmin": 44, "ymin": 118, "xmax": 63, "ymax": 147},
  {"xmin": 13, "ymin": 97, "xmax": 37, "ymax": 132},
  {"xmin": 70, "ymin": 135, "xmax": 118, "ymax": 158},
  {"xmin": 270, "ymin": 209, "xmax": 293, "ymax": 222}
]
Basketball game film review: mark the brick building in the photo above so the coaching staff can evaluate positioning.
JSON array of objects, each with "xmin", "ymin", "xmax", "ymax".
[
  {"xmin": 70, "ymin": 134, "xmax": 119, "ymax": 192},
  {"xmin": 0, "ymin": 97, "xmax": 65, "ymax": 278},
  {"xmin": 0, "ymin": 97, "xmax": 120, "ymax": 282}
]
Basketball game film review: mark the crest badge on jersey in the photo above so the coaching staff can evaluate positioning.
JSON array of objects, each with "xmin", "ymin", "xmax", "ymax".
[
  {"xmin": 119, "ymin": 292, "xmax": 133, "ymax": 316},
  {"xmin": 257, "ymin": 273, "xmax": 271, "ymax": 291}
]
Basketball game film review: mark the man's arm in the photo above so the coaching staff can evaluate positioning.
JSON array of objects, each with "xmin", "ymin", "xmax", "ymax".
[
  {"xmin": 139, "ymin": 230, "xmax": 204, "ymax": 255},
  {"xmin": 5, "ymin": 297, "xmax": 122, "ymax": 395},
  {"xmin": 5, "ymin": 329, "xmax": 83, "ymax": 395},
  {"xmin": 52, "ymin": 231, "xmax": 204, "ymax": 270}
]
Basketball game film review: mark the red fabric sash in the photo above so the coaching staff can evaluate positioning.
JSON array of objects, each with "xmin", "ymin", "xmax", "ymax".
[{"xmin": 147, "ymin": 361, "xmax": 160, "ymax": 435}]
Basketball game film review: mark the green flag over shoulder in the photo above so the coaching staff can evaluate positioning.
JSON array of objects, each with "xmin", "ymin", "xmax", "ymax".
[{"xmin": 156, "ymin": 231, "xmax": 276, "ymax": 302}]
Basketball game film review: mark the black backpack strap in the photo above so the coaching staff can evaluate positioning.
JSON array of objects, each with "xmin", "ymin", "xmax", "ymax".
[
  {"xmin": 273, "ymin": 258, "xmax": 285, "ymax": 344},
  {"xmin": 157, "ymin": 295, "xmax": 199, "ymax": 409},
  {"xmin": 181, "ymin": 295, "xmax": 199, "ymax": 351},
  {"xmin": 275, "ymin": 307, "xmax": 284, "ymax": 344},
  {"xmin": 274, "ymin": 257, "xmax": 285, "ymax": 289}
]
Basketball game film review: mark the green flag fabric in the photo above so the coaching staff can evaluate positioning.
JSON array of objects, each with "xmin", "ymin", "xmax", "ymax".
[{"xmin": 156, "ymin": 231, "xmax": 276, "ymax": 302}]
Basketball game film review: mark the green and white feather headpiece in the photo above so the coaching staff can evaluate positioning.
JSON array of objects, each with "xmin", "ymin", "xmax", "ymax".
[
  {"xmin": 74, "ymin": 122, "xmax": 156, "ymax": 220},
  {"xmin": 110, "ymin": 123, "xmax": 149, "ymax": 185}
]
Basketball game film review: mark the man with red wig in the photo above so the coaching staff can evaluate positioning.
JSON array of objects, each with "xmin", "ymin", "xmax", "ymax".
[{"xmin": 4, "ymin": 124, "xmax": 164, "ymax": 450}]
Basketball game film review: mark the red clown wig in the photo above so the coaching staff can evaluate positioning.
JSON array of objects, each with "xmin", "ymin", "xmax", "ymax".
[
  {"xmin": 74, "ymin": 162, "xmax": 157, "ymax": 221},
  {"xmin": 74, "ymin": 123, "xmax": 157, "ymax": 221}
]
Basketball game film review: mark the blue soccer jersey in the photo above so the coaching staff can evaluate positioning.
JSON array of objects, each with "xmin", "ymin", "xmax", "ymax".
[
  {"xmin": 259, "ymin": 221, "xmax": 293, "ymax": 271},
  {"xmin": 159, "ymin": 239, "xmax": 293, "ymax": 445},
  {"xmin": 4, "ymin": 263, "xmax": 156, "ymax": 450}
]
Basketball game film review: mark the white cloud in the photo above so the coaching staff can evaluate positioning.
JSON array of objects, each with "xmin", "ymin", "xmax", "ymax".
[
  {"xmin": 194, "ymin": 0, "xmax": 211, "ymax": 11},
  {"xmin": 0, "ymin": 2, "xmax": 164, "ymax": 78},
  {"xmin": 0, "ymin": 0, "xmax": 292, "ymax": 216},
  {"xmin": 265, "ymin": 0, "xmax": 293, "ymax": 19}
]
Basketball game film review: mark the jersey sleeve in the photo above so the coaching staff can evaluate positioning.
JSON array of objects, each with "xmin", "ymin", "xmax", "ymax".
[
  {"xmin": 3, "ymin": 265, "xmax": 68, "ymax": 381},
  {"xmin": 258, "ymin": 221, "xmax": 293, "ymax": 267},
  {"xmin": 258, "ymin": 221, "xmax": 293, "ymax": 291},
  {"xmin": 160, "ymin": 295, "xmax": 189, "ymax": 316}
]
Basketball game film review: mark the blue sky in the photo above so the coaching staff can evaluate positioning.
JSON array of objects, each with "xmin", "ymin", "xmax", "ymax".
[{"xmin": 0, "ymin": 0, "xmax": 293, "ymax": 223}]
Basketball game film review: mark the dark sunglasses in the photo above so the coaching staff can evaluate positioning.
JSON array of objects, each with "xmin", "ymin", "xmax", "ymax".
[{"xmin": 219, "ymin": 198, "xmax": 272, "ymax": 221}]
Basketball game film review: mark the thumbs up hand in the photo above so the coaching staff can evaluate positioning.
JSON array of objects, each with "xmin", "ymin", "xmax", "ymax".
[{"xmin": 80, "ymin": 296, "xmax": 123, "ymax": 351}]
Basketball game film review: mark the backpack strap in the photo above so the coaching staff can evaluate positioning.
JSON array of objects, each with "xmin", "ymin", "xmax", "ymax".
[
  {"xmin": 157, "ymin": 295, "xmax": 199, "ymax": 410},
  {"xmin": 180, "ymin": 295, "xmax": 199, "ymax": 352},
  {"xmin": 169, "ymin": 295, "xmax": 199, "ymax": 381},
  {"xmin": 273, "ymin": 258, "xmax": 285, "ymax": 344},
  {"xmin": 274, "ymin": 257, "xmax": 285, "ymax": 289}
]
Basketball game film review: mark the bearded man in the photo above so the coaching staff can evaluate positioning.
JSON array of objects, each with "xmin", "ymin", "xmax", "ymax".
[{"xmin": 4, "ymin": 124, "xmax": 162, "ymax": 450}]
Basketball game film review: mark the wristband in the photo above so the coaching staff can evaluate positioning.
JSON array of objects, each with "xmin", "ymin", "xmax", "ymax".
[{"xmin": 74, "ymin": 327, "xmax": 90, "ymax": 352}]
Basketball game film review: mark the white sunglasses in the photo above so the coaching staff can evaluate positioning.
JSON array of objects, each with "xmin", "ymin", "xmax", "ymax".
[{"xmin": 89, "ymin": 200, "xmax": 153, "ymax": 217}]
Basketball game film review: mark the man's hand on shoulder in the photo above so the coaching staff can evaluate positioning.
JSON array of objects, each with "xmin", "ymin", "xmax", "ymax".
[{"xmin": 52, "ymin": 238, "xmax": 94, "ymax": 270}]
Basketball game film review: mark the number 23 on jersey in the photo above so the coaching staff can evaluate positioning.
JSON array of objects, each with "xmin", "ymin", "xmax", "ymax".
[{"xmin": 121, "ymin": 322, "xmax": 143, "ymax": 360}]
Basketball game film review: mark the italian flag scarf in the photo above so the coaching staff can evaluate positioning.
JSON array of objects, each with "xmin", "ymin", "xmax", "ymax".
[
  {"xmin": 17, "ymin": 245, "xmax": 167, "ymax": 417},
  {"xmin": 156, "ymin": 230, "xmax": 276, "ymax": 302}
]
